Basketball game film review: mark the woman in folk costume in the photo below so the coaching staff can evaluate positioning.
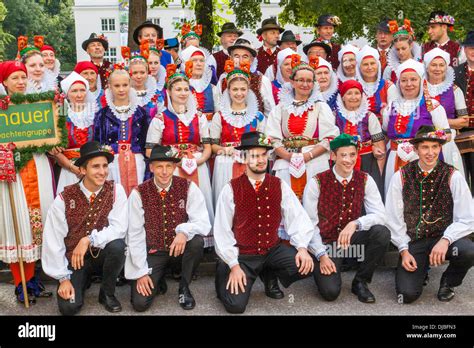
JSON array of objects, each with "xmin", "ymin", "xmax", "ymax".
[
  {"xmin": 53, "ymin": 72, "xmax": 98, "ymax": 194},
  {"xmin": 145, "ymin": 64, "xmax": 214, "ymax": 246},
  {"xmin": 94, "ymin": 65, "xmax": 150, "ymax": 196},
  {"xmin": 266, "ymin": 54, "xmax": 339, "ymax": 200},
  {"xmin": 17, "ymin": 36, "xmax": 57, "ymax": 94},
  {"xmin": 122, "ymin": 43, "xmax": 159, "ymax": 121},
  {"xmin": 268, "ymin": 47, "xmax": 296, "ymax": 105},
  {"xmin": 356, "ymin": 45, "xmax": 397, "ymax": 124},
  {"xmin": 424, "ymin": 47, "xmax": 467, "ymax": 174},
  {"xmin": 147, "ymin": 41, "xmax": 167, "ymax": 110},
  {"xmin": 336, "ymin": 44, "xmax": 360, "ymax": 85},
  {"xmin": 314, "ymin": 56, "xmax": 339, "ymax": 111},
  {"xmin": 210, "ymin": 60, "xmax": 266, "ymax": 204},
  {"xmin": 382, "ymin": 59, "xmax": 452, "ymax": 193},
  {"xmin": 179, "ymin": 45, "xmax": 219, "ymax": 125},
  {"xmin": 335, "ymin": 80, "xmax": 387, "ymax": 196},
  {"xmin": 0, "ymin": 61, "xmax": 54, "ymax": 304},
  {"xmin": 40, "ymin": 44, "xmax": 60, "ymax": 81},
  {"xmin": 383, "ymin": 19, "xmax": 422, "ymax": 84},
  {"xmin": 74, "ymin": 61, "xmax": 104, "ymax": 111}
]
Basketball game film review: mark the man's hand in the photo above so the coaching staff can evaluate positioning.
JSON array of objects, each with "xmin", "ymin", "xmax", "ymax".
[
  {"xmin": 429, "ymin": 238, "xmax": 450, "ymax": 267},
  {"xmin": 136, "ymin": 275, "xmax": 155, "ymax": 297},
  {"xmin": 319, "ymin": 254, "xmax": 337, "ymax": 275},
  {"xmin": 58, "ymin": 279, "xmax": 75, "ymax": 300},
  {"xmin": 295, "ymin": 248, "xmax": 314, "ymax": 275},
  {"xmin": 400, "ymin": 250, "xmax": 417, "ymax": 272},
  {"xmin": 71, "ymin": 236, "xmax": 90, "ymax": 270},
  {"xmin": 226, "ymin": 264, "xmax": 247, "ymax": 295},
  {"xmin": 337, "ymin": 221, "xmax": 357, "ymax": 249},
  {"xmin": 169, "ymin": 232, "xmax": 187, "ymax": 257}
]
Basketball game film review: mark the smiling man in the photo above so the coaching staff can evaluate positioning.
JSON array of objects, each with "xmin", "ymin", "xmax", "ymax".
[
  {"xmin": 42, "ymin": 141, "xmax": 128, "ymax": 315},
  {"xmin": 386, "ymin": 126, "xmax": 474, "ymax": 303}
]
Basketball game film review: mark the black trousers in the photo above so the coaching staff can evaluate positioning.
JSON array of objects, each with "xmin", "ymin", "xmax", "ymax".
[
  {"xmin": 462, "ymin": 152, "xmax": 474, "ymax": 196},
  {"xmin": 312, "ymin": 225, "xmax": 390, "ymax": 301},
  {"xmin": 131, "ymin": 235, "xmax": 204, "ymax": 312},
  {"xmin": 215, "ymin": 243, "xmax": 309, "ymax": 314},
  {"xmin": 396, "ymin": 236, "xmax": 474, "ymax": 304},
  {"xmin": 57, "ymin": 238, "xmax": 126, "ymax": 316}
]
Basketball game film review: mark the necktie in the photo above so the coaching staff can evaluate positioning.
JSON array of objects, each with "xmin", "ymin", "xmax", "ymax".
[
  {"xmin": 342, "ymin": 179, "xmax": 348, "ymax": 188},
  {"xmin": 255, "ymin": 180, "xmax": 262, "ymax": 193},
  {"xmin": 266, "ymin": 48, "xmax": 273, "ymax": 55},
  {"xmin": 422, "ymin": 171, "xmax": 429, "ymax": 178},
  {"xmin": 89, "ymin": 193, "xmax": 96, "ymax": 205},
  {"xmin": 380, "ymin": 50, "xmax": 387, "ymax": 71},
  {"xmin": 160, "ymin": 189, "xmax": 167, "ymax": 200}
]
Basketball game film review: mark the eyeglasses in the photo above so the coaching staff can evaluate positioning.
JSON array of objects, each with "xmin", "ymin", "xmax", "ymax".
[{"xmin": 294, "ymin": 79, "xmax": 315, "ymax": 85}]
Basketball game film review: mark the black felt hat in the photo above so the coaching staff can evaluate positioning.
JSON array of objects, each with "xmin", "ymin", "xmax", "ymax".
[{"xmin": 75, "ymin": 141, "xmax": 114, "ymax": 167}]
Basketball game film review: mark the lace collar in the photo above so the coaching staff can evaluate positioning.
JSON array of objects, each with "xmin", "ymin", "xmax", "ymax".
[
  {"xmin": 66, "ymin": 91, "xmax": 98, "ymax": 129},
  {"xmin": 165, "ymin": 92, "xmax": 198, "ymax": 127},
  {"xmin": 386, "ymin": 41, "xmax": 422, "ymax": 74},
  {"xmin": 278, "ymin": 82, "xmax": 324, "ymax": 116},
  {"xmin": 335, "ymin": 93, "xmax": 369, "ymax": 125},
  {"xmin": 48, "ymin": 59, "xmax": 61, "ymax": 78},
  {"xmin": 426, "ymin": 66, "xmax": 455, "ymax": 97},
  {"xmin": 134, "ymin": 76, "xmax": 157, "ymax": 107},
  {"xmin": 393, "ymin": 87, "xmax": 424, "ymax": 116},
  {"xmin": 219, "ymin": 89, "xmax": 259, "ymax": 128},
  {"xmin": 26, "ymin": 68, "xmax": 57, "ymax": 93},
  {"xmin": 189, "ymin": 66, "xmax": 213, "ymax": 93},
  {"xmin": 321, "ymin": 71, "xmax": 338, "ymax": 102},
  {"xmin": 105, "ymin": 88, "xmax": 139, "ymax": 122}
]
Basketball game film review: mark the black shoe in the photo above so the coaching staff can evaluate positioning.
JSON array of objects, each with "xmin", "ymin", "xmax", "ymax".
[
  {"xmin": 263, "ymin": 273, "xmax": 284, "ymax": 300},
  {"xmin": 158, "ymin": 278, "xmax": 168, "ymax": 295},
  {"xmin": 98, "ymin": 290, "xmax": 122, "ymax": 313},
  {"xmin": 351, "ymin": 280, "xmax": 376, "ymax": 303},
  {"xmin": 27, "ymin": 277, "xmax": 53, "ymax": 298},
  {"xmin": 437, "ymin": 277, "xmax": 455, "ymax": 302},
  {"xmin": 15, "ymin": 284, "xmax": 36, "ymax": 305},
  {"xmin": 178, "ymin": 286, "xmax": 196, "ymax": 310}
]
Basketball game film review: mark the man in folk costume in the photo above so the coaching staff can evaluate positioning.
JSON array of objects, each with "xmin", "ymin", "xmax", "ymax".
[
  {"xmin": 314, "ymin": 14, "xmax": 342, "ymax": 70},
  {"xmin": 217, "ymin": 38, "xmax": 276, "ymax": 117},
  {"xmin": 386, "ymin": 126, "xmax": 474, "ymax": 303},
  {"xmin": 82, "ymin": 33, "xmax": 112, "ymax": 89},
  {"xmin": 423, "ymin": 11, "xmax": 460, "ymax": 67},
  {"xmin": 214, "ymin": 131, "xmax": 315, "ymax": 314},
  {"xmin": 454, "ymin": 30, "xmax": 474, "ymax": 195},
  {"xmin": 165, "ymin": 38, "xmax": 181, "ymax": 66},
  {"xmin": 210, "ymin": 22, "xmax": 243, "ymax": 80},
  {"xmin": 256, "ymin": 18, "xmax": 284, "ymax": 75},
  {"xmin": 126, "ymin": 145, "xmax": 211, "ymax": 311},
  {"xmin": 303, "ymin": 134, "xmax": 390, "ymax": 303},
  {"xmin": 42, "ymin": 141, "xmax": 128, "ymax": 315},
  {"xmin": 133, "ymin": 20, "xmax": 173, "ymax": 67},
  {"xmin": 374, "ymin": 18, "xmax": 394, "ymax": 75}
]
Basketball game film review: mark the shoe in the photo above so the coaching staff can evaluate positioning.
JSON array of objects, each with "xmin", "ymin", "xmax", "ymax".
[
  {"xmin": 437, "ymin": 277, "xmax": 455, "ymax": 302},
  {"xmin": 98, "ymin": 290, "xmax": 122, "ymax": 313},
  {"xmin": 263, "ymin": 272, "xmax": 284, "ymax": 300},
  {"xmin": 15, "ymin": 284, "xmax": 36, "ymax": 305},
  {"xmin": 27, "ymin": 276, "xmax": 53, "ymax": 298},
  {"xmin": 158, "ymin": 277, "xmax": 167, "ymax": 295},
  {"xmin": 178, "ymin": 286, "xmax": 196, "ymax": 310},
  {"xmin": 351, "ymin": 280, "xmax": 376, "ymax": 303}
]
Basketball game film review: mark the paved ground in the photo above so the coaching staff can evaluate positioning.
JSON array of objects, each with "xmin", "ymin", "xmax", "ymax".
[{"xmin": 0, "ymin": 264, "xmax": 473, "ymax": 315}]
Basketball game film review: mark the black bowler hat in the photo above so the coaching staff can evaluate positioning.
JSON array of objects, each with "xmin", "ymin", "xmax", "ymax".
[
  {"xmin": 303, "ymin": 39, "xmax": 332, "ymax": 57},
  {"xmin": 256, "ymin": 18, "xmax": 284, "ymax": 36},
  {"xmin": 217, "ymin": 22, "xmax": 243, "ymax": 37},
  {"xmin": 133, "ymin": 20, "xmax": 164, "ymax": 45},
  {"xmin": 462, "ymin": 30, "xmax": 474, "ymax": 47},
  {"xmin": 316, "ymin": 14, "xmax": 341, "ymax": 27},
  {"xmin": 235, "ymin": 131, "xmax": 273, "ymax": 151},
  {"xmin": 409, "ymin": 126, "xmax": 448, "ymax": 145},
  {"xmin": 376, "ymin": 18, "xmax": 393, "ymax": 33},
  {"xmin": 277, "ymin": 30, "xmax": 302, "ymax": 46},
  {"xmin": 148, "ymin": 145, "xmax": 181, "ymax": 163},
  {"xmin": 82, "ymin": 33, "xmax": 109, "ymax": 51},
  {"xmin": 75, "ymin": 141, "xmax": 114, "ymax": 167}
]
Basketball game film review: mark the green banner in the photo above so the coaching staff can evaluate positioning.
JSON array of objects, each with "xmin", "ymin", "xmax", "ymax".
[{"xmin": 0, "ymin": 101, "xmax": 55, "ymax": 143}]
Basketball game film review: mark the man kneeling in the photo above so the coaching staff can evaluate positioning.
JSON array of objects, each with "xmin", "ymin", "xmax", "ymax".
[
  {"xmin": 125, "ymin": 145, "xmax": 211, "ymax": 311},
  {"xmin": 42, "ymin": 141, "xmax": 128, "ymax": 315}
]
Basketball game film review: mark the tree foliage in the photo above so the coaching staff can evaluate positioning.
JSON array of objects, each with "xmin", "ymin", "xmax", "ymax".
[{"xmin": 0, "ymin": 1, "xmax": 14, "ymax": 60}]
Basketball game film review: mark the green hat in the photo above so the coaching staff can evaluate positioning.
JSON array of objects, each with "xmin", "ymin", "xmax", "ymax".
[{"xmin": 330, "ymin": 133, "xmax": 359, "ymax": 151}]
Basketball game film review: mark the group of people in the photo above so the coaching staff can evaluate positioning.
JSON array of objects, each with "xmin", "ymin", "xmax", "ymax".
[{"xmin": 0, "ymin": 10, "xmax": 473, "ymax": 315}]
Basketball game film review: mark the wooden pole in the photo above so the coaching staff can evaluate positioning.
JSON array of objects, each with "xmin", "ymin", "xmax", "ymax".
[{"xmin": 7, "ymin": 182, "xmax": 30, "ymax": 308}]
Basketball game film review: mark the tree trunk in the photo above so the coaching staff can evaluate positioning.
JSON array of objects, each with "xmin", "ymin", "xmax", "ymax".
[
  {"xmin": 195, "ymin": 0, "xmax": 213, "ymax": 51},
  {"xmin": 128, "ymin": 0, "xmax": 147, "ymax": 50}
]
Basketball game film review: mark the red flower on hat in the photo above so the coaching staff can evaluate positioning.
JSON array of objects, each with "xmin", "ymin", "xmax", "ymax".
[
  {"xmin": 240, "ymin": 61, "xmax": 251, "ymax": 75},
  {"xmin": 388, "ymin": 20, "xmax": 399, "ymax": 34},
  {"xmin": 121, "ymin": 46, "xmax": 131, "ymax": 60},
  {"xmin": 181, "ymin": 23, "xmax": 192, "ymax": 36},
  {"xmin": 309, "ymin": 56, "xmax": 319, "ymax": 70},
  {"xmin": 291, "ymin": 54, "xmax": 301, "ymax": 69},
  {"xmin": 140, "ymin": 41, "xmax": 150, "ymax": 60},
  {"xmin": 224, "ymin": 59, "xmax": 234, "ymax": 74},
  {"xmin": 155, "ymin": 38, "xmax": 165, "ymax": 51},
  {"xmin": 17, "ymin": 36, "xmax": 28, "ymax": 52},
  {"xmin": 34, "ymin": 35, "xmax": 44, "ymax": 49},
  {"xmin": 185, "ymin": 60, "xmax": 193, "ymax": 79},
  {"xmin": 166, "ymin": 64, "xmax": 178, "ymax": 80},
  {"xmin": 194, "ymin": 24, "xmax": 202, "ymax": 36}
]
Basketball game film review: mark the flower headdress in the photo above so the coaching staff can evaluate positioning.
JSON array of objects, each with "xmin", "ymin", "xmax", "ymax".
[
  {"xmin": 224, "ymin": 59, "xmax": 251, "ymax": 84},
  {"xmin": 165, "ymin": 63, "xmax": 190, "ymax": 87},
  {"xmin": 17, "ymin": 35, "xmax": 45, "ymax": 58},
  {"xmin": 181, "ymin": 23, "xmax": 202, "ymax": 42}
]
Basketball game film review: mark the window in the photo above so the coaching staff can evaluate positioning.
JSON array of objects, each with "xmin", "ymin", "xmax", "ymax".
[
  {"xmin": 147, "ymin": 18, "xmax": 161, "ymax": 26},
  {"xmin": 104, "ymin": 47, "xmax": 117, "ymax": 63},
  {"xmin": 101, "ymin": 18, "xmax": 116, "ymax": 32}
]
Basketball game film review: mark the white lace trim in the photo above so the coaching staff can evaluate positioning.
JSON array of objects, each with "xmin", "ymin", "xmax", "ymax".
[
  {"xmin": 50, "ymin": 59, "xmax": 61, "ymax": 77},
  {"xmin": 393, "ymin": 89, "xmax": 424, "ymax": 116},
  {"xmin": 335, "ymin": 93, "xmax": 369, "ymax": 125},
  {"xmin": 105, "ymin": 88, "xmax": 139, "ymax": 122},
  {"xmin": 135, "ymin": 76, "xmax": 157, "ymax": 107},
  {"xmin": 321, "ymin": 71, "xmax": 338, "ymax": 102},
  {"xmin": 386, "ymin": 41, "xmax": 422, "ymax": 75},
  {"xmin": 26, "ymin": 68, "xmax": 57, "ymax": 93},
  {"xmin": 166, "ymin": 91, "xmax": 199, "ymax": 127},
  {"xmin": 219, "ymin": 89, "xmax": 259, "ymax": 128},
  {"xmin": 189, "ymin": 66, "xmax": 213, "ymax": 93},
  {"xmin": 278, "ymin": 82, "xmax": 324, "ymax": 116},
  {"xmin": 66, "ymin": 91, "xmax": 98, "ymax": 129},
  {"xmin": 426, "ymin": 66, "xmax": 455, "ymax": 97}
]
